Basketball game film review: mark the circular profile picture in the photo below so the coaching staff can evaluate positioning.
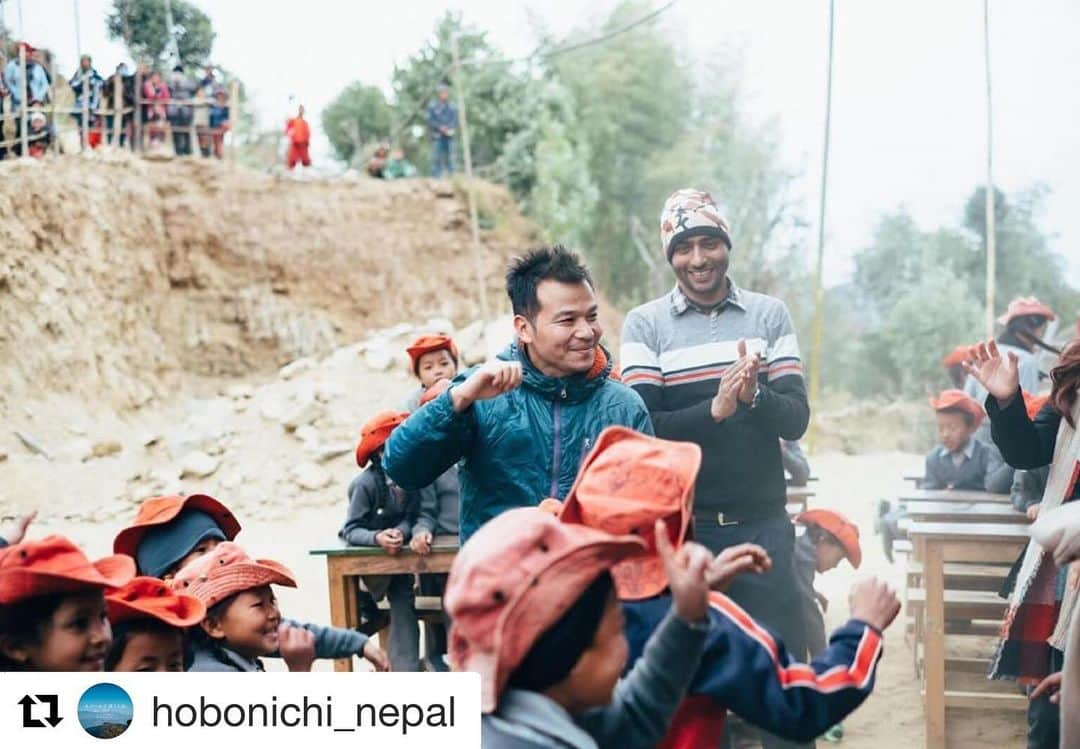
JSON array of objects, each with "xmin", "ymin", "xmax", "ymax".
[{"xmin": 78, "ymin": 683, "xmax": 133, "ymax": 739}]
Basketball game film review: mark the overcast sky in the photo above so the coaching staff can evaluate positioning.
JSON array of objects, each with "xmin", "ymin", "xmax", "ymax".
[{"xmin": 6, "ymin": 0, "xmax": 1078, "ymax": 291}]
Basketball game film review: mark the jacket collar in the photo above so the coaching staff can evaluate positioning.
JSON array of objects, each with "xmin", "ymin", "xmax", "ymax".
[
  {"xmin": 490, "ymin": 689, "xmax": 596, "ymax": 749},
  {"xmin": 499, "ymin": 341, "xmax": 612, "ymax": 405},
  {"xmin": 670, "ymin": 278, "xmax": 745, "ymax": 317}
]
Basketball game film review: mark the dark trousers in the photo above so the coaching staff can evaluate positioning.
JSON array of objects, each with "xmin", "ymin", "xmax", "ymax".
[
  {"xmin": 431, "ymin": 136, "xmax": 453, "ymax": 177},
  {"xmin": 698, "ymin": 512, "xmax": 815, "ymax": 749},
  {"xmin": 1026, "ymin": 648, "xmax": 1063, "ymax": 749}
]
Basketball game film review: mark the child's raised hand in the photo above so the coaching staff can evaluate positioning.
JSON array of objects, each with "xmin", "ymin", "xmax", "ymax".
[
  {"xmin": 2, "ymin": 510, "xmax": 37, "ymax": 546},
  {"xmin": 848, "ymin": 577, "xmax": 901, "ymax": 632},
  {"xmin": 705, "ymin": 542, "xmax": 771, "ymax": 592},
  {"xmin": 362, "ymin": 640, "xmax": 390, "ymax": 672},
  {"xmin": 961, "ymin": 340, "xmax": 1019, "ymax": 404},
  {"xmin": 656, "ymin": 519, "xmax": 710, "ymax": 623},
  {"xmin": 278, "ymin": 625, "xmax": 317, "ymax": 672}
]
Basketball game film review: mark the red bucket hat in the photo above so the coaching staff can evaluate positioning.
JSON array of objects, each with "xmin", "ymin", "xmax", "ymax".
[
  {"xmin": 106, "ymin": 576, "xmax": 206, "ymax": 627},
  {"xmin": 406, "ymin": 334, "xmax": 459, "ymax": 376},
  {"xmin": 795, "ymin": 509, "xmax": 862, "ymax": 569},
  {"xmin": 445, "ymin": 507, "xmax": 643, "ymax": 713},
  {"xmin": 942, "ymin": 345, "xmax": 970, "ymax": 368},
  {"xmin": 170, "ymin": 542, "xmax": 296, "ymax": 609},
  {"xmin": 113, "ymin": 494, "xmax": 241, "ymax": 558},
  {"xmin": 998, "ymin": 297, "xmax": 1056, "ymax": 326},
  {"xmin": 0, "ymin": 535, "xmax": 135, "ymax": 605},
  {"xmin": 928, "ymin": 389, "xmax": 985, "ymax": 428},
  {"xmin": 560, "ymin": 426, "xmax": 701, "ymax": 601},
  {"xmin": 355, "ymin": 410, "xmax": 410, "ymax": 467}
]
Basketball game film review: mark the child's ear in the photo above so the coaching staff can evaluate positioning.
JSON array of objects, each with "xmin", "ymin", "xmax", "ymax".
[
  {"xmin": 200, "ymin": 617, "xmax": 227, "ymax": 641},
  {"xmin": 0, "ymin": 636, "xmax": 30, "ymax": 665}
]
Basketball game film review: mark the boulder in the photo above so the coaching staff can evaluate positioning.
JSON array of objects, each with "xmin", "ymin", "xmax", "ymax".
[
  {"xmin": 291, "ymin": 462, "xmax": 332, "ymax": 491},
  {"xmin": 281, "ymin": 395, "xmax": 322, "ymax": 432},
  {"xmin": 179, "ymin": 451, "xmax": 220, "ymax": 479},
  {"xmin": 279, "ymin": 357, "xmax": 316, "ymax": 380}
]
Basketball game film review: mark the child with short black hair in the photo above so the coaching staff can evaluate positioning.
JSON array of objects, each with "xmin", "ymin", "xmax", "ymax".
[
  {"xmin": 447, "ymin": 507, "xmax": 715, "ymax": 749},
  {"xmin": 343, "ymin": 410, "xmax": 426, "ymax": 671},
  {"xmin": 105, "ymin": 576, "xmax": 205, "ymax": 672},
  {"xmin": 175, "ymin": 541, "xmax": 310, "ymax": 672},
  {"xmin": 0, "ymin": 535, "xmax": 135, "ymax": 671}
]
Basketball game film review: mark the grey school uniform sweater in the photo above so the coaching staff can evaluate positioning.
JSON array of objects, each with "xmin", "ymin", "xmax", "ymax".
[{"xmin": 922, "ymin": 438, "xmax": 1013, "ymax": 493}]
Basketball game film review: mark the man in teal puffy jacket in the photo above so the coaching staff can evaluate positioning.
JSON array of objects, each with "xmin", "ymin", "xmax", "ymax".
[{"xmin": 384, "ymin": 246, "xmax": 653, "ymax": 541}]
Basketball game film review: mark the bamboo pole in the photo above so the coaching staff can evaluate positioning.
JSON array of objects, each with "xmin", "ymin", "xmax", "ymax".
[
  {"xmin": 133, "ymin": 68, "xmax": 142, "ymax": 152},
  {"xmin": 808, "ymin": 0, "xmax": 836, "ymax": 451},
  {"xmin": 18, "ymin": 43, "xmax": 27, "ymax": 157},
  {"xmin": 80, "ymin": 72, "xmax": 89, "ymax": 151},
  {"xmin": 112, "ymin": 72, "xmax": 122, "ymax": 145},
  {"xmin": 982, "ymin": 0, "xmax": 996, "ymax": 338},
  {"xmin": 450, "ymin": 33, "xmax": 490, "ymax": 323},
  {"xmin": 228, "ymin": 80, "xmax": 238, "ymax": 163}
]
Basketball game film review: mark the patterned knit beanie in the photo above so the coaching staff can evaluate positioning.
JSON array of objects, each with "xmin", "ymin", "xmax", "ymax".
[{"xmin": 659, "ymin": 188, "xmax": 732, "ymax": 261}]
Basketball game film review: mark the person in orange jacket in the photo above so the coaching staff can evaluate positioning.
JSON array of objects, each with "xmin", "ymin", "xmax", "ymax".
[{"xmin": 285, "ymin": 105, "xmax": 311, "ymax": 170}]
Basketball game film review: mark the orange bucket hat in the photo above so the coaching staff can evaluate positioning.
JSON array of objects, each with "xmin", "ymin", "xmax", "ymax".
[
  {"xmin": 106, "ymin": 576, "xmax": 206, "ymax": 627},
  {"xmin": 560, "ymin": 426, "xmax": 701, "ymax": 601},
  {"xmin": 113, "ymin": 494, "xmax": 241, "ymax": 559},
  {"xmin": 998, "ymin": 297, "xmax": 1056, "ymax": 326},
  {"xmin": 928, "ymin": 389, "xmax": 985, "ymax": 428},
  {"xmin": 170, "ymin": 542, "xmax": 296, "ymax": 609},
  {"xmin": 445, "ymin": 507, "xmax": 643, "ymax": 713},
  {"xmin": 942, "ymin": 345, "xmax": 970, "ymax": 368},
  {"xmin": 0, "ymin": 535, "xmax": 135, "ymax": 605},
  {"xmin": 795, "ymin": 509, "xmax": 862, "ymax": 568},
  {"xmin": 356, "ymin": 410, "xmax": 410, "ymax": 467},
  {"xmin": 406, "ymin": 334, "xmax": 459, "ymax": 376}
]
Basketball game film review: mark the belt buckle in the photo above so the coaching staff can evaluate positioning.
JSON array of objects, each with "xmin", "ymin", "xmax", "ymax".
[{"xmin": 717, "ymin": 513, "xmax": 739, "ymax": 527}]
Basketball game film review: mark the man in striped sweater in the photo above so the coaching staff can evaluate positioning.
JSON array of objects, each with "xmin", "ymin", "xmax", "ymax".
[{"xmin": 621, "ymin": 188, "xmax": 811, "ymax": 747}]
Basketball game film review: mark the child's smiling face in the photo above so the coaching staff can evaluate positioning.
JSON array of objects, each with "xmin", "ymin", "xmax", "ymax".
[
  {"xmin": 16, "ymin": 591, "xmax": 112, "ymax": 671},
  {"xmin": 203, "ymin": 586, "xmax": 282, "ymax": 659},
  {"xmin": 417, "ymin": 349, "xmax": 457, "ymax": 389}
]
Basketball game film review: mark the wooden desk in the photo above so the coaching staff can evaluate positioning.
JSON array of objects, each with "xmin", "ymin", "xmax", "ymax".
[
  {"xmin": 310, "ymin": 536, "xmax": 459, "ymax": 672},
  {"xmin": 899, "ymin": 489, "xmax": 1011, "ymax": 505},
  {"xmin": 904, "ymin": 501, "xmax": 1026, "ymax": 524},
  {"xmin": 908, "ymin": 522, "xmax": 1029, "ymax": 749}
]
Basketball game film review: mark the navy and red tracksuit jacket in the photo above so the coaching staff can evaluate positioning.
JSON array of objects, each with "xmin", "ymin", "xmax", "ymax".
[{"xmin": 623, "ymin": 591, "xmax": 885, "ymax": 748}]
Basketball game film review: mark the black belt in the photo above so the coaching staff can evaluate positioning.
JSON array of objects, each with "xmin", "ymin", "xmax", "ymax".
[{"xmin": 695, "ymin": 505, "xmax": 787, "ymax": 528}]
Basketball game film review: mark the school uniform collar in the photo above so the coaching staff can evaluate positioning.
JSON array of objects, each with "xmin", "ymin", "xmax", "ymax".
[
  {"xmin": 670, "ymin": 278, "xmax": 745, "ymax": 317},
  {"xmin": 492, "ymin": 689, "xmax": 596, "ymax": 749},
  {"xmin": 939, "ymin": 439, "xmax": 976, "ymax": 461}
]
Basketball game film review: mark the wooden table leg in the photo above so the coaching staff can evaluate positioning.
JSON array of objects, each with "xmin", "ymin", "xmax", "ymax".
[
  {"xmin": 326, "ymin": 558, "xmax": 354, "ymax": 672},
  {"xmin": 924, "ymin": 541, "xmax": 947, "ymax": 749}
]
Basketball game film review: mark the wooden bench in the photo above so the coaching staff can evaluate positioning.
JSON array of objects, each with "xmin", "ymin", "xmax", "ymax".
[
  {"xmin": 898, "ymin": 489, "xmax": 1012, "ymax": 505},
  {"xmin": 906, "ymin": 561, "xmax": 1010, "ymax": 592},
  {"xmin": 311, "ymin": 537, "xmax": 458, "ymax": 672},
  {"xmin": 907, "ymin": 522, "xmax": 1028, "ymax": 748},
  {"xmin": 905, "ymin": 501, "xmax": 1026, "ymax": 524}
]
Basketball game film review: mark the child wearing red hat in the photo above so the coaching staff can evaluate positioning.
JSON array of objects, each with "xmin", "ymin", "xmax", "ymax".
[
  {"xmin": 174, "ymin": 542, "xmax": 310, "ymax": 672},
  {"xmin": 105, "ymin": 576, "xmax": 205, "ymax": 672},
  {"xmin": 114, "ymin": 493, "xmax": 388, "ymax": 671},
  {"xmin": 557, "ymin": 426, "xmax": 900, "ymax": 748},
  {"xmin": 963, "ymin": 296, "xmax": 1057, "ymax": 405},
  {"xmin": 402, "ymin": 335, "xmax": 463, "ymax": 672},
  {"xmin": 792, "ymin": 509, "xmax": 864, "ymax": 743},
  {"xmin": 0, "ymin": 535, "xmax": 135, "ymax": 671},
  {"xmin": 343, "ymin": 410, "xmax": 428, "ymax": 671},
  {"xmin": 447, "ymin": 506, "xmax": 716, "ymax": 749},
  {"xmin": 880, "ymin": 390, "xmax": 1013, "ymax": 561}
]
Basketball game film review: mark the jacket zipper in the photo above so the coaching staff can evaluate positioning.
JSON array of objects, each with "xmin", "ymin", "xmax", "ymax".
[{"xmin": 550, "ymin": 389, "xmax": 567, "ymax": 496}]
